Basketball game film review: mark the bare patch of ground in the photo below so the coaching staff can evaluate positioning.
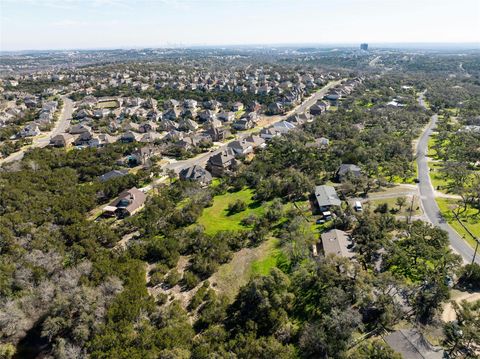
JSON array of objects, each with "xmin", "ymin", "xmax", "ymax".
[{"xmin": 441, "ymin": 290, "xmax": 480, "ymax": 322}]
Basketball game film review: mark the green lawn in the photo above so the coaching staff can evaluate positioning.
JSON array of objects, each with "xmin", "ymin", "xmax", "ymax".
[
  {"xmin": 97, "ymin": 101, "xmax": 119, "ymax": 109},
  {"xmin": 210, "ymin": 237, "xmax": 279, "ymax": 301},
  {"xmin": 429, "ymin": 162, "xmax": 451, "ymax": 192},
  {"xmin": 198, "ymin": 188, "xmax": 266, "ymax": 235},
  {"xmin": 436, "ymin": 198, "xmax": 479, "ymax": 249},
  {"xmin": 427, "ymin": 136, "xmax": 437, "ymax": 158},
  {"xmin": 251, "ymin": 239, "xmax": 282, "ymax": 276},
  {"xmin": 366, "ymin": 196, "xmax": 421, "ymax": 216}
]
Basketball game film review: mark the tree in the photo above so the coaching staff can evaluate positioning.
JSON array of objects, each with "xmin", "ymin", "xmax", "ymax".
[
  {"xmin": 352, "ymin": 213, "xmax": 388, "ymax": 269},
  {"xmin": 443, "ymin": 300, "xmax": 480, "ymax": 357},
  {"xmin": 299, "ymin": 308, "xmax": 362, "ymax": 359},
  {"xmin": 395, "ymin": 197, "xmax": 407, "ymax": 212},
  {"xmin": 349, "ymin": 340, "xmax": 402, "ymax": 359},
  {"xmin": 226, "ymin": 268, "xmax": 293, "ymax": 337},
  {"xmin": 457, "ymin": 263, "xmax": 480, "ymax": 290}
]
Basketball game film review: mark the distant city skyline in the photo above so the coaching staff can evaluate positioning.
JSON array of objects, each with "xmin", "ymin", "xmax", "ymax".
[{"xmin": 1, "ymin": 0, "xmax": 479, "ymax": 51}]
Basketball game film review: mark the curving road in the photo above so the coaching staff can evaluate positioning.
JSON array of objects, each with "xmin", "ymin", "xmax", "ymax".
[
  {"xmin": 416, "ymin": 94, "xmax": 479, "ymax": 264},
  {"xmin": 0, "ymin": 95, "xmax": 74, "ymax": 165}
]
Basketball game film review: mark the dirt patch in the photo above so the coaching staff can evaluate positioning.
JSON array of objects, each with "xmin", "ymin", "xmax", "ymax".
[{"xmin": 441, "ymin": 290, "xmax": 480, "ymax": 322}]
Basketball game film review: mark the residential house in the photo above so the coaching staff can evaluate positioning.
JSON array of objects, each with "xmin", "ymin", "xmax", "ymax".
[
  {"xmin": 138, "ymin": 121, "xmax": 157, "ymax": 133},
  {"xmin": 273, "ymin": 120, "xmax": 296, "ymax": 134},
  {"xmin": 335, "ymin": 164, "xmax": 362, "ymax": 182},
  {"xmin": 247, "ymin": 101, "xmax": 262, "ymax": 113},
  {"xmin": 384, "ymin": 329, "xmax": 444, "ymax": 359},
  {"xmin": 139, "ymin": 132, "xmax": 162, "ymax": 143},
  {"xmin": 317, "ymin": 229, "xmax": 354, "ymax": 259},
  {"xmin": 259, "ymin": 127, "xmax": 282, "ymax": 141},
  {"xmin": 218, "ymin": 111, "xmax": 235, "ymax": 123},
  {"xmin": 89, "ymin": 134, "xmax": 116, "ymax": 148},
  {"xmin": 103, "ymin": 187, "xmax": 146, "ymax": 218},
  {"xmin": 158, "ymin": 118, "xmax": 178, "ymax": 132},
  {"xmin": 50, "ymin": 133, "xmax": 74, "ymax": 147},
  {"xmin": 179, "ymin": 165, "xmax": 213, "ymax": 186},
  {"xmin": 314, "ymin": 185, "xmax": 341, "ymax": 212},
  {"xmin": 184, "ymin": 99, "xmax": 198, "ymax": 109},
  {"xmin": 120, "ymin": 131, "xmax": 141, "ymax": 143},
  {"xmin": 228, "ymin": 140, "xmax": 254, "ymax": 156},
  {"xmin": 128, "ymin": 145, "xmax": 161, "ymax": 166},
  {"xmin": 205, "ymin": 126, "xmax": 230, "ymax": 142},
  {"xmin": 198, "ymin": 110, "xmax": 217, "ymax": 123},
  {"xmin": 244, "ymin": 134, "xmax": 266, "ymax": 149},
  {"xmin": 232, "ymin": 118, "xmax": 254, "ymax": 131},
  {"xmin": 178, "ymin": 118, "xmax": 199, "ymax": 132},
  {"xmin": 268, "ymin": 102, "xmax": 284, "ymax": 115},
  {"xmin": 74, "ymin": 131, "xmax": 94, "ymax": 146},
  {"xmin": 68, "ymin": 124, "xmax": 92, "ymax": 135},
  {"xmin": 204, "ymin": 100, "xmax": 222, "ymax": 111},
  {"xmin": 98, "ymin": 169, "xmax": 129, "ymax": 182},
  {"xmin": 309, "ymin": 101, "xmax": 329, "ymax": 115},
  {"xmin": 207, "ymin": 149, "xmax": 238, "ymax": 177},
  {"xmin": 76, "ymin": 109, "xmax": 93, "ymax": 120},
  {"xmin": 163, "ymin": 108, "xmax": 181, "ymax": 121},
  {"xmin": 18, "ymin": 123, "xmax": 40, "ymax": 138}
]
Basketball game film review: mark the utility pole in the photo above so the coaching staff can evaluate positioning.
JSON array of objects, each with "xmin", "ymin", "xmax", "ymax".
[{"xmin": 451, "ymin": 210, "xmax": 479, "ymax": 265}]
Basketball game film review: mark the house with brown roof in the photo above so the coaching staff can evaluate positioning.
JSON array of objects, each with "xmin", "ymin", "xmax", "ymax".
[
  {"xmin": 103, "ymin": 187, "xmax": 146, "ymax": 218},
  {"xmin": 50, "ymin": 133, "xmax": 74, "ymax": 148},
  {"xmin": 318, "ymin": 229, "xmax": 355, "ymax": 259},
  {"xmin": 207, "ymin": 149, "xmax": 238, "ymax": 177}
]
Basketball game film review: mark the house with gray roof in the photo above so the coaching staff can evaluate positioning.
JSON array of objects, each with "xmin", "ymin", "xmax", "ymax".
[
  {"xmin": 314, "ymin": 185, "xmax": 341, "ymax": 211},
  {"xmin": 384, "ymin": 329, "xmax": 444, "ymax": 359},
  {"xmin": 179, "ymin": 165, "xmax": 212, "ymax": 186}
]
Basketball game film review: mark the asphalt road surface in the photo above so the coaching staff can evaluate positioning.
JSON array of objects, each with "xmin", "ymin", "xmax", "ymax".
[
  {"xmin": 416, "ymin": 94, "xmax": 479, "ymax": 264},
  {"xmin": 164, "ymin": 79, "xmax": 343, "ymax": 173},
  {"xmin": 0, "ymin": 95, "xmax": 74, "ymax": 165}
]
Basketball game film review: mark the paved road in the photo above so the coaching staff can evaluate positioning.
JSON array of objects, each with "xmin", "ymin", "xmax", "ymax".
[
  {"xmin": 416, "ymin": 94, "xmax": 479, "ymax": 264},
  {"xmin": 0, "ymin": 96, "xmax": 74, "ymax": 165},
  {"xmin": 165, "ymin": 79, "xmax": 343, "ymax": 173}
]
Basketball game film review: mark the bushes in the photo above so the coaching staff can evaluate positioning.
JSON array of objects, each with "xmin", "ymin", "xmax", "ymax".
[
  {"xmin": 182, "ymin": 271, "xmax": 200, "ymax": 290},
  {"xmin": 227, "ymin": 199, "xmax": 247, "ymax": 215},
  {"xmin": 164, "ymin": 270, "xmax": 181, "ymax": 288},
  {"xmin": 457, "ymin": 263, "xmax": 480, "ymax": 290}
]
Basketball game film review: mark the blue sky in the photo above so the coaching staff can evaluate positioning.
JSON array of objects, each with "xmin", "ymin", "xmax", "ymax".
[{"xmin": 1, "ymin": 0, "xmax": 479, "ymax": 51}]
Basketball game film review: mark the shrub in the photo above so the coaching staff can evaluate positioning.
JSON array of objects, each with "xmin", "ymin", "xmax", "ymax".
[
  {"xmin": 164, "ymin": 270, "xmax": 181, "ymax": 288},
  {"xmin": 227, "ymin": 200, "xmax": 247, "ymax": 215},
  {"xmin": 182, "ymin": 271, "xmax": 200, "ymax": 290}
]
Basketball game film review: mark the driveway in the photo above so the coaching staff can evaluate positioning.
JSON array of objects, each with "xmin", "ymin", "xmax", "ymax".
[{"xmin": 416, "ymin": 95, "xmax": 479, "ymax": 264}]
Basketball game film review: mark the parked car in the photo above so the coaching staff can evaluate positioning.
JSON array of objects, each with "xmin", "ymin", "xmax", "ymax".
[{"xmin": 354, "ymin": 201, "xmax": 363, "ymax": 212}]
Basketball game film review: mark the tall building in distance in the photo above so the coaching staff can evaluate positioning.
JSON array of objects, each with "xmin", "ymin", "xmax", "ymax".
[{"xmin": 360, "ymin": 43, "xmax": 369, "ymax": 51}]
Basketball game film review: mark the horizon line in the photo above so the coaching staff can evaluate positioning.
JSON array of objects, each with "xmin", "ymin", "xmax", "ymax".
[{"xmin": 2, "ymin": 41, "xmax": 480, "ymax": 53}]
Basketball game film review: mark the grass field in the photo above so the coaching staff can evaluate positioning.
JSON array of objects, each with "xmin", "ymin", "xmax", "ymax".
[
  {"xmin": 429, "ymin": 162, "xmax": 451, "ymax": 192},
  {"xmin": 436, "ymin": 198, "xmax": 479, "ymax": 249},
  {"xmin": 198, "ymin": 188, "xmax": 266, "ymax": 235},
  {"xmin": 428, "ymin": 136, "xmax": 437, "ymax": 157},
  {"xmin": 366, "ymin": 196, "xmax": 421, "ymax": 217},
  {"xmin": 210, "ymin": 237, "xmax": 279, "ymax": 301},
  {"xmin": 250, "ymin": 239, "xmax": 282, "ymax": 276},
  {"xmin": 97, "ymin": 101, "xmax": 119, "ymax": 109}
]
